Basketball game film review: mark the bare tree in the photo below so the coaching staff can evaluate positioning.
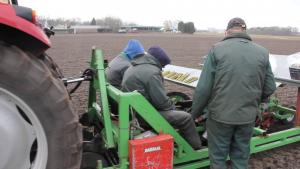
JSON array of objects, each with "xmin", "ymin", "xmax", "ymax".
[
  {"xmin": 103, "ymin": 17, "xmax": 123, "ymax": 32},
  {"xmin": 38, "ymin": 17, "xmax": 81, "ymax": 27},
  {"xmin": 95, "ymin": 19, "xmax": 105, "ymax": 26},
  {"xmin": 123, "ymin": 22, "xmax": 138, "ymax": 26},
  {"xmin": 248, "ymin": 26, "xmax": 299, "ymax": 36},
  {"xmin": 163, "ymin": 20, "xmax": 173, "ymax": 31}
]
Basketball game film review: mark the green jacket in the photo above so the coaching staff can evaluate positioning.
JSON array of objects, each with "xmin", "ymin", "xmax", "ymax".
[
  {"xmin": 191, "ymin": 32, "xmax": 276, "ymax": 124},
  {"xmin": 121, "ymin": 54, "xmax": 174, "ymax": 111}
]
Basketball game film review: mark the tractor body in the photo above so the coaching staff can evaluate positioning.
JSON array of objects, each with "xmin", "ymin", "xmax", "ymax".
[{"xmin": 0, "ymin": 1, "xmax": 50, "ymax": 55}]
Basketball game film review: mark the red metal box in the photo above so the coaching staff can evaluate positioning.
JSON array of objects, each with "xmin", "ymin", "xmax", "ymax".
[{"xmin": 129, "ymin": 134, "xmax": 174, "ymax": 169}]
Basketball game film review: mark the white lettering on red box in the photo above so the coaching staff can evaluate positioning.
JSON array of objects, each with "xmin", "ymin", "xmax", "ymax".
[{"xmin": 144, "ymin": 146, "xmax": 161, "ymax": 153}]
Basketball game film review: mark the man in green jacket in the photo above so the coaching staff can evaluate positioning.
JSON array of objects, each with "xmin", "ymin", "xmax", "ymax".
[
  {"xmin": 122, "ymin": 46, "xmax": 202, "ymax": 150},
  {"xmin": 191, "ymin": 18, "xmax": 276, "ymax": 168}
]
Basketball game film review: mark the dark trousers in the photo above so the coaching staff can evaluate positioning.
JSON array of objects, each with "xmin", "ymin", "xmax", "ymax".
[
  {"xmin": 160, "ymin": 110, "xmax": 202, "ymax": 150},
  {"xmin": 206, "ymin": 118, "xmax": 254, "ymax": 169}
]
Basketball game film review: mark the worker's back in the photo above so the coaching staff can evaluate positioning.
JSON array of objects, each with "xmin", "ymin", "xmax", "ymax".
[
  {"xmin": 105, "ymin": 54, "xmax": 130, "ymax": 89},
  {"xmin": 208, "ymin": 32, "xmax": 275, "ymax": 124},
  {"xmin": 122, "ymin": 54, "xmax": 174, "ymax": 111}
]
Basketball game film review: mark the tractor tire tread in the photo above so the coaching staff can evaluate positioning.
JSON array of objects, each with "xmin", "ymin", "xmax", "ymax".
[{"xmin": 0, "ymin": 41, "xmax": 82, "ymax": 169}]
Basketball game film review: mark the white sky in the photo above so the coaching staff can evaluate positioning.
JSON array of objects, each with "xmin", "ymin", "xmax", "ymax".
[{"xmin": 20, "ymin": 0, "xmax": 300, "ymax": 30}]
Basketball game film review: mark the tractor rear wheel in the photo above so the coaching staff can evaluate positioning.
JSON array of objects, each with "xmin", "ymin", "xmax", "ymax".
[{"xmin": 0, "ymin": 42, "xmax": 82, "ymax": 169}]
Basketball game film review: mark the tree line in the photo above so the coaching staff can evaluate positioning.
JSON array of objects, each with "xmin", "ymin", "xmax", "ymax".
[
  {"xmin": 38, "ymin": 16, "xmax": 135, "ymax": 33},
  {"xmin": 38, "ymin": 17, "xmax": 299, "ymax": 36},
  {"xmin": 248, "ymin": 26, "xmax": 299, "ymax": 36},
  {"xmin": 163, "ymin": 20, "xmax": 196, "ymax": 34}
]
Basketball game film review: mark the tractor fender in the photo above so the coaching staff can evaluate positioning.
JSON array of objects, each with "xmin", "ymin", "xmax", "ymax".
[{"xmin": 0, "ymin": 3, "xmax": 50, "ymax": 55}]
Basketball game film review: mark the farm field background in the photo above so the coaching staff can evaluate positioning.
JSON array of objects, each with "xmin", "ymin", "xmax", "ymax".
[{"xmin": 48, "ymin": 33, "xmax": 300, "ymax": 168}]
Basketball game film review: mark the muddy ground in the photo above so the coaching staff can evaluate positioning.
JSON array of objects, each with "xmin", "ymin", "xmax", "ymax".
[{"xmin": 48, "ymin": 33, "xmax": 300, "ymax": 169}]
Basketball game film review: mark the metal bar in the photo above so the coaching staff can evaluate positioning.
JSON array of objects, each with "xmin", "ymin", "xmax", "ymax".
[
  {"xmin": 273, "ymin": 113, "xmax": 293, "ymax": 120},
  {"xmin": 65, "ymin": 77, "xmax": 85, "ymax": 84},
  {"xmin": 251, "ymin": 127, "xmax": 300, "ymax": 153},
  {"xmin": 295, "ymin": 88, "xmax": 300, "ymax": 126},
  {"xmin": 87, "ymin": 49, "xmax": 97, "ymax": 119},
  {"xmin": 92, "ymin": 48, "xmax": 115, "ymax": 148},
  {"xmin": 253, "ymin": 127, "xmax": 266, "ymax": 135},
  {"xmin": 118, "ymin": 99, "xmax": 130, "ymax": 169},
  {"xmin": 97, "ymin": 160, "xmax": 103, "ymax": 169},
  {"xmin": 275, "ymin": 77, "xmax": 300, "ymax": 87},
  {"xmin": 275, "ymin": 105, "xmax": 296, "ymax": 114}
]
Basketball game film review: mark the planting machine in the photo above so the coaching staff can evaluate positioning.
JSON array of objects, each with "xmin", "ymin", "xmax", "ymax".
[{"xmin": 2, "ymin": 0, "xmax": 300, "ymax": 169}]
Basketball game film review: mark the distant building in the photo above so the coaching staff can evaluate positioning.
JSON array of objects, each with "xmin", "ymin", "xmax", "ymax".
[
  {"xmin": 53, "ymin": 25, "xmax": 112, "ymax": 34},
  {"xmin": 53, "ymin": 25, "xmax": 162, "ymax": 34},
  {"xmin": 120, "ymin": 26, "xmax": 162, "ymax": 33},
  {"xmin": 71, "ymin": 25, "xmax": 112, "ymax": 33}
]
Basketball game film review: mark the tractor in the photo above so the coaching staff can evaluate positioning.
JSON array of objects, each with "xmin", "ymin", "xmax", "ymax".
[
  {"xmin": 0, "ymin": 1, "xmax": 81, "ymax": 169},
  {"xmin": 2, "ymin": 1, "xmax": 300, "ymax": 169}
]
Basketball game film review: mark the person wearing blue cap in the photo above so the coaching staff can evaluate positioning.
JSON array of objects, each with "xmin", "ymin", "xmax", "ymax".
[
  {"xmin": 121, "ymin": 46, "xmax": 202, "ymax": 150},
  {"xmin": 105, "ymin": 39, "xmax": 145, "ymax": 89}
]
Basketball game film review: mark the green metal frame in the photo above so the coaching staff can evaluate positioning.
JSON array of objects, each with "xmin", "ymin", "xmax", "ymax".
[
  {"xmin": 87, "ymin": 49, "xmax": 300, "ymax": 169},
  {"xmin": 268, "ymin": 98, "xmax": 295, "ymax": 120}
]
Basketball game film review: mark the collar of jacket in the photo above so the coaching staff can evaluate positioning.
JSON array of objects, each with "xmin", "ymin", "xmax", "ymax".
[
  {"xmin": 222, "ymin": 32, "xmax": 252, "ymax": 41},
  {"xmin": 131, "ymin": 54, "xmax": 163, "ymax": 70},
  {"xmin": 120, "ymin": 52, "xmax": 131, "ymax": 60}
]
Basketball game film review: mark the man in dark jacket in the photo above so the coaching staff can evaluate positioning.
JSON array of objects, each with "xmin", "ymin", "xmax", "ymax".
[
  {"xmin": 122, "ymin": 46, "xmax": 202, "ymax": 150},
  {"xmin": 191, "ymin": 18, "xmax": 276, "ymax": 169},
  {"xmin": 105, "ymin": 39, "xmax": 145, "ymax": 89}
]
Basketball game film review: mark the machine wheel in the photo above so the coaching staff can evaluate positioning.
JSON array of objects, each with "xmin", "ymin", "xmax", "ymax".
[
  {"xmin": 0, "ymin": 42, "xmax": 82, "ymax": 169},
  {"xmin": 167, "ymin": 91, "xmax": 192, "ymax": 111},
  {"xmin": 167, "ymin": 91, "xmax": 190, "ymax": 104}
]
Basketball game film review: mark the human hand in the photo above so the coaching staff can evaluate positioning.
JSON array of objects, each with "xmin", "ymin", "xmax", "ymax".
[{"xmin": 195, "ymin": 115, "xmax": 206, "ymax": 123}]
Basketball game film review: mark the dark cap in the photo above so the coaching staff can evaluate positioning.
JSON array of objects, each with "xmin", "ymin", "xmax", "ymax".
[
  {"xmin": 226, "ymin": 17, "xmax": 247, "ymax": 30},
  {"xmin": 148, "ymin": 46, "xmax": 171, "ymax": 67}
]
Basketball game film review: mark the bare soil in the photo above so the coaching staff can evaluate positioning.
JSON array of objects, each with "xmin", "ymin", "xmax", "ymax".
[{"xmin": 48, "ymin": 33, "xmax": 300, "ymax": 168}]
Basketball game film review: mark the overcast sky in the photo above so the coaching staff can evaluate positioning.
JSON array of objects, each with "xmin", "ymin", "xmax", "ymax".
[{"xmin": 20, "ymin": 0, "xmax": 300, "ymax": 30}]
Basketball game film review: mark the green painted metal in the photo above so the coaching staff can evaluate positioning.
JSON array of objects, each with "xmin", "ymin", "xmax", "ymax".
[
  {"xmin": 273, "ymin": 104, "xmax": 295, "ymax": 120},
  {"xmin": 88, "ymin": 48, "xmax": 115, "ymax": 148},
  {"xmin": 253, "ymin": 127, "xmax": 266, "ymax": 136},
  {"xmin": 251, "ymin": 127, "xmax": 300, "ymax": 153},
  {"xmin": 273, "ymin": 112, "xmax": 294, "ymax": 120},
  {"xmin": 97, "ymin": 160, "xmax": 103, "ymax": 169},
  {"xmin": 196, "ymin": 125, "xmax": 205, "ymax": 133},
  {"xmin": 268, "ymin": 98, "xmax": 295, "ymax": 120},
  {"xmin": 88, "ymin": 48, "xmax": 300, "ymax": 169},
  {"xmin": 275, "ymin": 105, "xmax": 295, "ymax": 114},
  {"xmin": 106, "ymin": 82, "xmax": 300, "ymax": 169}
]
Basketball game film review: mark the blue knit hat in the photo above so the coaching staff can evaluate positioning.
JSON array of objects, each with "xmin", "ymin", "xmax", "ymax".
[
  {"xmin": 123, "ymin": 39, "xmax": 145, "ymax": 60},
  {"xmin": 148, "ymin": 46, "xmax": 171, "ymax": 67}
]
